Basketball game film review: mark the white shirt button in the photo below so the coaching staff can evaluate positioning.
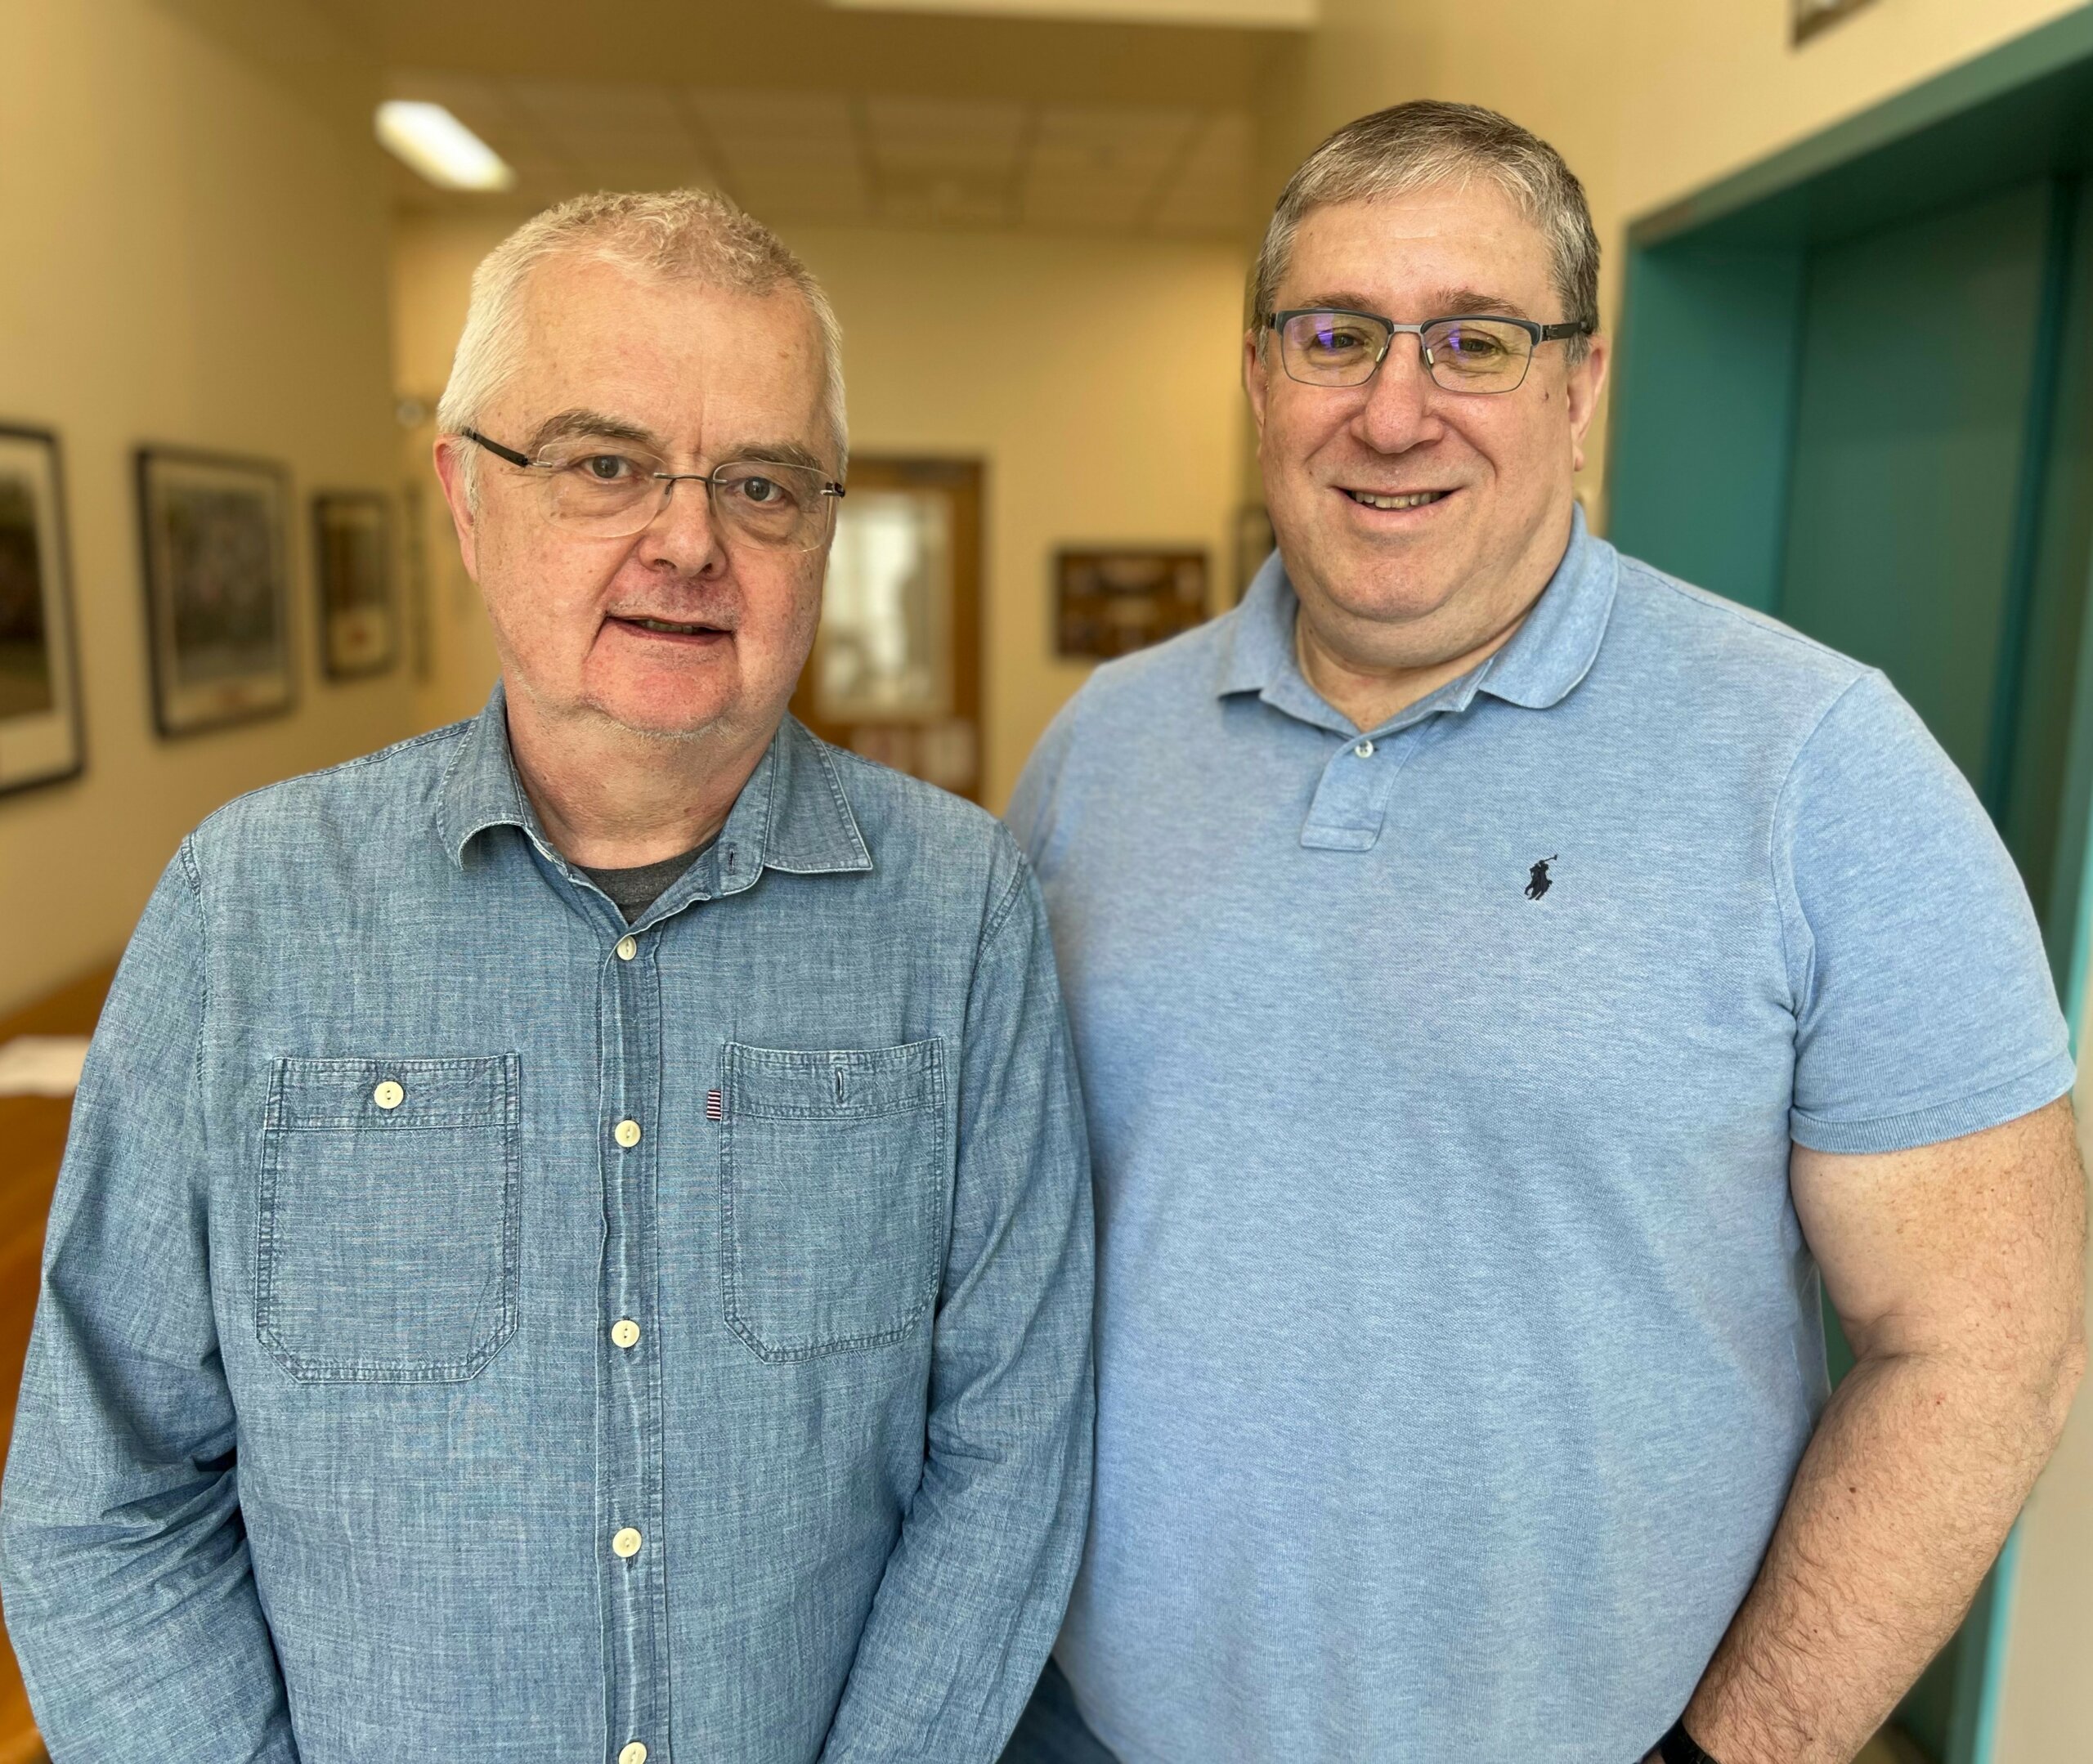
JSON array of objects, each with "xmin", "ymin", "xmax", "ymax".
[
  {"xmin": 1353, "ymin": 740, "xmax": 1375, "ymax": 759},
  {"xmin": 611, "ymin": 1319, "xmax": 641, "ymax": 1350},
  {"xmin": 612, "ymin": 1526, "xmax": 643, "ymax": 1559},
  {"xmin": 613, "ymin": 1118, "xmax": 642, "ymax": 1148},
  {"xmin": 615, "ymin": 935, "xmax": 638, "ymax": 961},
  {"xmin": 620, "ymin": 1744, "xmax": 648, "ymax": 1764},
  {"xmin": 372, "ymin": 1080, "xmax": 404, "ymax": 1111}
]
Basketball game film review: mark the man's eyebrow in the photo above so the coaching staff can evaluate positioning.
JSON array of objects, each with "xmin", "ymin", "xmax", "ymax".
[
  {"xmin": 525, "ymin": 409, "xmax": 661, "ymax": 453},
  {"xmin": 728, "ymin": 440, "xmax": 828, "ymax": 475},
  {"xmin": 1429, "ymin": 289, "xmax": 1534, "ymax": 319},
  {"xmin": 1283, "ymin": 290, "xmax": 1537, "ymax": 320}
]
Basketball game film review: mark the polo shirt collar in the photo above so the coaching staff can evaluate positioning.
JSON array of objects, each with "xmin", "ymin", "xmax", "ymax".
[
  {"xmin": 1215, "ymin": 504, "xmax": 1617, "ymax": 732},
  {"xmin": 436, "ymin": 684, "xmax": 872, "ymax": 889}
]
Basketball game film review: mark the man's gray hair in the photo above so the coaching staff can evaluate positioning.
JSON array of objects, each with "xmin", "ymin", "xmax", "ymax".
[
  {"xmin": 1250, "ymin": 101, "xmax": 1600, "ymax": 359},
  {"xmin": 437, "ymin": 188, "xmax": 848, "ymax": 500}
]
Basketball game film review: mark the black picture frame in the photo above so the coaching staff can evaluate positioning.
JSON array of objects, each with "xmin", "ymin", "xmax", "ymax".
[
  {"xmin": 137, "ymin": 445, "xmax": 297, "ymax": 737},
  {"xmin": 312, "ymin": 490, "xmax": 398, "ymax": 681},
  {"xmin": 0, "ymin": 423, "xmax": 86, "ymax": 797},
  {"xmin": 1792, "ymin": 0, "xmax": 1879, "ymax": 45}
]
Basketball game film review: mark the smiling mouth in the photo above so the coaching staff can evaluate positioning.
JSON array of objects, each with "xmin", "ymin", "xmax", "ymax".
[
  {"xmin": 1342, "ymin": 488, "xmax": 1452, "ymax": 511},
  {"xmin": 610, "ymin": 614, "xmax": 728, "ymax": 638}
]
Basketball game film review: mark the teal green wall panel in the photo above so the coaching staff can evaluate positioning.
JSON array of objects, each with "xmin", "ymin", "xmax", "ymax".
[
  {"xmin": 1608, "ymin": 18, "xmax": 2093, "ymax": 1764},
  {"xmin": 1777, "ymin": 179, "xmax": 2049, "ymax": 793},
  {"xmin": 1607, "ymin": 242, "xmax": 1804, "ymax": 611},
  {"xmin": 2007, "ymin": 180, "xmax": 2093, "ymax": 990}
]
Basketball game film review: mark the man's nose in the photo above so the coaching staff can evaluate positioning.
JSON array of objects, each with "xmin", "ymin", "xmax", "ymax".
[
  {"xmin": 1351, "ymin": 334, "xmax": 1444, "ymax": 453},
  {"xmin": 639, "ymin": 476, "xmax": 728, "ymax": 575}
]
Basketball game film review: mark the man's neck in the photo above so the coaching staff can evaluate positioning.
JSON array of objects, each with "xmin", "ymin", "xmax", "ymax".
[
  {"xmin": 503, "ymin": 688, "xmax": 778, "ymax": 870},
  {"xmin": 1294, "ymin": 608, "xmax": 1528, "ymax": 734}
]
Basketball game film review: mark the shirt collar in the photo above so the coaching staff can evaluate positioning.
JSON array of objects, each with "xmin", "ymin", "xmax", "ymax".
[
  {"xmin": 436, "ymin": 684, "xmax": 872, "ymax": 887},
  {"xmin": 1215, "ymin": 503, "xmax": 1618, "ymax": 732}
]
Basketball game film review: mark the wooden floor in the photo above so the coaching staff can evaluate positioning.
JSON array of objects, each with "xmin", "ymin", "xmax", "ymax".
[{"xmin": 0, "ymin": 964, "xmax": 114, "ymax": 1764}]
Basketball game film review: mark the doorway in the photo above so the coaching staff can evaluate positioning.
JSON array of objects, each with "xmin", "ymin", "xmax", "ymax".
[
  {"xmin": 793, "ymin": 456, "xmax": 985, "ymax": 804},
  {"xmin": 1607, "ymin": 12, "xmax": 2093, "ymax": 1762}
]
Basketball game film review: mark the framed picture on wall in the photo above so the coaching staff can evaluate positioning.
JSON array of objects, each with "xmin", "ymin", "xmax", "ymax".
[
  {"xmin": 1055, "ymin": 547, "xmax": 1210, "ymax": 660},
  {"xmin": 0, "ymin": 425, "xmax": 85, "ymax": 796},
  {"xmin": 313, "ymin": 490, "xmax": 397, "ymax": 679},
  {"xmin": 1791, "ymin": 0, "xmax": 1877, "ymax": 43},
  {"xmin": 137, "ymin": 446, "xmax": 296, "ymax": 736}
]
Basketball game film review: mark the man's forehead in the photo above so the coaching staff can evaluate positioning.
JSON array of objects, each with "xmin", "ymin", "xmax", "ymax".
[
  {"xmin": 1281, "ymin": 185, "xmax": 1553, "ymax": 302},
  {"xmin": 517, "ymin": 255, "xmax": 816, "ymax": 349},
  {"xmin": 500, "ymin": 257, "xmax": 826, "ymax": 433}
]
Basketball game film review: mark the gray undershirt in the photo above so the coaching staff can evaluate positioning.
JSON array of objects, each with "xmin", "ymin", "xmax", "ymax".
[{"xmin": 577, "ymin": 840, "xmax": 712, "ymax": 923}]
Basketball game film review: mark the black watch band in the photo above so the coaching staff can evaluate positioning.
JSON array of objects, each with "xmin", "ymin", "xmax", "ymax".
[{"xmin": 1656, "ymin": 1719, "xmax": 1722, "ymax": 1764}]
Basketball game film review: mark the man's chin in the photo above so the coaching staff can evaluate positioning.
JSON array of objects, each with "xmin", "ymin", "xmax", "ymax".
[
  {"xmin": 580, "ymin": 691, "xmax": 744, "ymax": 745},
  {"xmin": 1292, "ymin": 534, "xmax": 1466, "ymax": 629}
]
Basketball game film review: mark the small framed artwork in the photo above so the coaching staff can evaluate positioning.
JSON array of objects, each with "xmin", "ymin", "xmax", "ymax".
[
  {"xmin": 1792, "ymin": 0, "xmax": 1878, "ymax": 44},
  {"xmin": 313, "ymin": 491, "xmax": 397, "ymax": 679},
  {"xmin": 0, "ymin": 425, "xmax": 85, "ymax": 796},
  {"xmin": 1233, "ymin": 503, "xmax": 1276, "ymax": 606},
  {"xmin": 137, "ymin": 446, "xmax": 296, "ymax": 736},
  {"xmin": 1055, "ymin": 547, "xmax": 1209, "ymax": 660}
]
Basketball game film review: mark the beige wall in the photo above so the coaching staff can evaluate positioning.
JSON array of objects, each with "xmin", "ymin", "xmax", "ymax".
[
  {"xmin": 391, "ymin": 215, "xmax": 1250, "ymax": 809},
  {"xmin": 1255, "ymin": 2, "xmax": 2093, "ymax": 1753},
  {"xmin": 0, "ymin": 0, "xmax": 410, "ymax": 1017}
]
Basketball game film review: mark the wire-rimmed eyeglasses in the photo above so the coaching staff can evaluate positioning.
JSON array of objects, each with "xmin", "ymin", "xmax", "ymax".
[
  {"xmin": 1262, "ymin": 308, "xmax": 1594, "ymax": 394},
  {"xmin": 462, "ymin": 428, "xmax": 846, "ymax": 552}
]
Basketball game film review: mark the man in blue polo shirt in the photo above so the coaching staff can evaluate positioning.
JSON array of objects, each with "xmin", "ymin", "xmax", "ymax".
[{"xmin": 1002, "ymin": 102, "xmax": 2087, "ymax": 1764}]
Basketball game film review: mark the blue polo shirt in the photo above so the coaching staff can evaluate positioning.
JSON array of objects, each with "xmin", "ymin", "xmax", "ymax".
[{"xmin": 1006, "ymin": 511, "xmax": 2073, "ymax": 1762}]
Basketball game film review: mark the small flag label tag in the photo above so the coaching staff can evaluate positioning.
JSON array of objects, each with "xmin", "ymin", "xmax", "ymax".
[{"xmin": 706, "ymin": 1089, "xmax": 724, "ymax": 1121}]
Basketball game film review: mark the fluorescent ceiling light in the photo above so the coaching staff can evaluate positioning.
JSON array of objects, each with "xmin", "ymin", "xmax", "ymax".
[
  {"xmin": 375, "ymin": 101, "xmax": 516, "ymax": 191},
  {"xmin": 827, "ymin": 0, "xmax": 1315, "ymax": 23}
]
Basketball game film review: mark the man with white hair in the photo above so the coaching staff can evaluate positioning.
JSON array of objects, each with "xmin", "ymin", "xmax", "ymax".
[
  {"xmin": 0, "ymin": 190, "xmax": 1094, "ymax": 1764},
  {"xmin": 1005, "ymin": 103, "xmax": 2086, "ymax": 1763}
]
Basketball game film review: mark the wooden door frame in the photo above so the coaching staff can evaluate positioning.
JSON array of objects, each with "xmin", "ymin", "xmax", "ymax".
[{"xmin": 793, "ymin": 455, "xmax": 986, "ymax": 803}]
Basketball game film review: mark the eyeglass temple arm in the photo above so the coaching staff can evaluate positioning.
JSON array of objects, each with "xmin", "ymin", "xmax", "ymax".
[{"xmin": 460, "ymin": 428, "xmax": 533, "ymax": 468}]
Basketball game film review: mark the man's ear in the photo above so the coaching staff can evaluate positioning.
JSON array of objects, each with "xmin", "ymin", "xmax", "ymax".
[
  {"xmin": 1243, "ymin": 328, "xmax": 1271, "ymax": 439},
  {"xmin": 1566, "ymin": 334, "xmax": 1610, "ymax": 476},
  {"xmin": 432, "ymin": 434, "xmax": 481, "ymax": 582}
]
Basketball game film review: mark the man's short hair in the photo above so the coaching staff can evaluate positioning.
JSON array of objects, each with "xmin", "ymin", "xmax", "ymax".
[
  {"xmin": 437, "ymin": 187, "xmax": 849, "ymax": 500},
  {"xmin": 1250, "ymin": 101, "xmax": 1600, "ymax": 359}
]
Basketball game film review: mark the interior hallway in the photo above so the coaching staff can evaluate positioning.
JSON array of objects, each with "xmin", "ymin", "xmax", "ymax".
[{"xmin": 2, "ymin": 2, "xmax": 2091, "ymax": 1761}]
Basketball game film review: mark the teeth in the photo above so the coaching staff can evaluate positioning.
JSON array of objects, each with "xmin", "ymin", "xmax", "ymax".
[
  {"xmin": 630, "ymin": 617, "xmax": 715, "ymax": 634},
  {"xmin": 1350, "ymin": 489, "xmax": 1445, "ymax": 510}
]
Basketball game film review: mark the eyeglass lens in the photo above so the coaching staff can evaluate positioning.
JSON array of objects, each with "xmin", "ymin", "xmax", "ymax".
[
  {"xmin": 1277, "ymin": 313, "xmax": 1537, "ymax": 393},
  {"xmin": 534, "ymin": 445, "xmax": 836, "ymax": 549}
]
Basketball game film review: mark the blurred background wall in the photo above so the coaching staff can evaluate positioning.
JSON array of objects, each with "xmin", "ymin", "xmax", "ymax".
[{"xmin": 0, "ymin": 0, "xmax": 410, "ymax": 1017}]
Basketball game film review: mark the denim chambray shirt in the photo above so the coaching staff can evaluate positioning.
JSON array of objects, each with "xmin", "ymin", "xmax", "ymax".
[{"xmin": 0, "ymin": 690, "xmax": 1095, "ymax": 1764}]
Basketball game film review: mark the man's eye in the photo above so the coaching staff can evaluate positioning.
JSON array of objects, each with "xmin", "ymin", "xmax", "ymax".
[
  {"xmin": 1311, "ymin": 328, "xmax": 1369, "ymax": 353},
  {"xmin": 1444, "ymin": 329, "xmax": 1508, "ymax": 358},
  {"xmin": 578, "ymin": 454, "xmax": 637, "ymax": 481}
]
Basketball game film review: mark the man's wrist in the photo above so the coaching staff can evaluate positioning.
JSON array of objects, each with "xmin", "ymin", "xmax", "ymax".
[{"xmin": 1656, "ymin": 1719, "xmax": 1723, "ymax": 1764}]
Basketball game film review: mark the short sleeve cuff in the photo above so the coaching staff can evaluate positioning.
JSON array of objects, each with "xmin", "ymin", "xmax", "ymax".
[{"xmin": 1790, "ymin": 1051, "xmax": 2077, "ymax": 1155}]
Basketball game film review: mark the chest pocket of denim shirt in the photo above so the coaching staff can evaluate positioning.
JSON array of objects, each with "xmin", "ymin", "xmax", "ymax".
[
  {"xmin": 257, "ymin": 1054, "xmax": 522, "ymax": 1382},
  {"xmin": 720, "ymin": 1038, "xmax": 947, "ymax": 1361}
]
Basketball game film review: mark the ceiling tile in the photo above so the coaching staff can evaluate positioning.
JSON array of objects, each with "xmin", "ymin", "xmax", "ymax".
[
  {"xmin": 1023, "ymin": 105, "xmax": 1199, "ymax": 230},
  {"xmin": 504, "ymin": 78, "xmax": 701, "ymax": 173},
  {"xmin": 1148, "ymin": 111, "xmax": 1252, "ymax": 235},
  {"xmin": 688, "ymin": 87, "xmax": 871, "ymax": 223},
  {"xmin": 863, "ymin": 96, "xmax": 1028, "ymax": 177}
]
